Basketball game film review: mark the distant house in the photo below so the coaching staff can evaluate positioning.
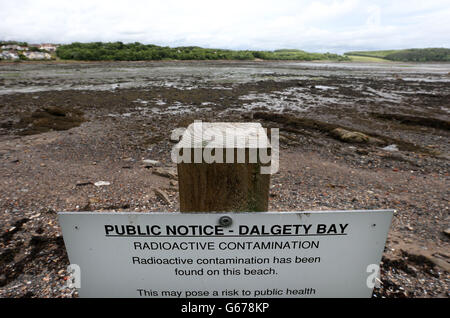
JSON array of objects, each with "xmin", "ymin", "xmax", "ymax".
[
  {"xmin": 1, "ymin": 44, "xmax": 25, "ymax": 50},
  {"xmin": 23, "ymin": 51, "xmax": 52, "ymax": 60},
  {"xmin": 39, "ymin": 44, "xmax": 58, "ymax": 52},
  {"xmin": 0, "ymin": 51, "xmax": 20, "ymax": 60}
]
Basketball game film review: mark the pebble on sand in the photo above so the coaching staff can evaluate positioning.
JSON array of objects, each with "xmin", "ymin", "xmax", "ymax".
[{"xmin": 94, "ymin": 181, "xmax": 111, "ymax": 187}]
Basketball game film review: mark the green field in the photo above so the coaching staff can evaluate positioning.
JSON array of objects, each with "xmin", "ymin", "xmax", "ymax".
[
  {"xmin": 346, "ymin": 55, "xmax": 390, "ymax": 62},
  {"xmin": 344, "ymin": 50, "xmax": 399, "ymax": 58}
]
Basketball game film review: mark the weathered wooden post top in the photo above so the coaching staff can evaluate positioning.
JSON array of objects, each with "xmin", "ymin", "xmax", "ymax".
[{"xmin": 174, "ymin": 121, "xmax": 272, "ymax": 212}]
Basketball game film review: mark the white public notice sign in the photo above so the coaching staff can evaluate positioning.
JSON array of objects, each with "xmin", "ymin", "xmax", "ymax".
[{"xmin": 58, "ymin": 210, "xmax": 393, "ymax": 298}]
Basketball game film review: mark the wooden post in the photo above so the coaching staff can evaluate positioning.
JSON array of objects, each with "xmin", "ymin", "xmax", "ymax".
[{"xmin": 175, "ymin": 122, "xmax": 271, "ymax": 212}]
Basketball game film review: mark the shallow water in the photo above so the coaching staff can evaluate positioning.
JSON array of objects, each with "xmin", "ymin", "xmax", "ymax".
[
  {"xmin": 1, "ymin": 61, "xmax": 449, "ymax": 123},
  {"xmin": 1, "ymin": 61, "xmax": 450, "ymax": 95}
]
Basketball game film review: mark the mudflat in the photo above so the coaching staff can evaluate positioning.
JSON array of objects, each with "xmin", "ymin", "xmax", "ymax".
[{"xmin": 0, "ymin": 60, "xmax": 449, "ymax": 297}]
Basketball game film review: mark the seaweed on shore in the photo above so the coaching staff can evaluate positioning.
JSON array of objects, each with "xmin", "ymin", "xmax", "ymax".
[
  {"xmin": 253, "ymin": 112, "xmax": 439, "ymax": 155},
  {"xmin": 371, "ymin": 113, "xmax": 450, "ymax": 131},
  {"xmin": 13, "ymin": 106, "xmax": 86, "ymax": 135}
]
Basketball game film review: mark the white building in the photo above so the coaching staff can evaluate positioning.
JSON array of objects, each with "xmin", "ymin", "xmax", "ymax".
[
  {"xmin": 0, "ymin": 51, "xmax": 20, "ymax": 60},
  {"xmin": 23, "ymin": 51, "xmax": 52, "ymax": 60},
  {"xmin": 0, "ymin": 45, "xmax": 27, "ymax": 51},
  {"xmin": 39, "ymin": 44, "xmax": 58, "ymax": 52}
]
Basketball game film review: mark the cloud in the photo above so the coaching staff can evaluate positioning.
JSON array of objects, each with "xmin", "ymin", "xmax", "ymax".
[
  {"xmin": 0, "ymin": 0, "xmax": 449, "ymax": 52},
  {"xmin": 366, "ymin": 5, "xmax": 381, "ymax": 27}
]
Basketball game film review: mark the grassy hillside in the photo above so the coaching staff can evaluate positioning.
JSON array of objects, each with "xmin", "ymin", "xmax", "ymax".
[
  {"xmin": 344, "ymin": 50, "xmax": 399, "ymax": 58},
  {"xmin": 345, "ymin": 48, "xmax": 450, "ymax": 62},
  {"xmin": 267, "ymin": 49, "xmax": 347, "ymax": 60},
  {"xmin": 55, "ymin": 42, "xmax": 349, "ymax": 61},
  {"xmin": 346, "ymin": 55, "xmax": 389, "ymax": 63}
]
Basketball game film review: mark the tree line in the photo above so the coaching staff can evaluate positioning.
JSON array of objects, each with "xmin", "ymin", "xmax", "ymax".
[
  {"xmin": 55, "ymin": 42, "xmax": 349, "ymax": 61},
  {"xmin": 384, "ymin": 48, "xmax": 450, "ymax": 62}
]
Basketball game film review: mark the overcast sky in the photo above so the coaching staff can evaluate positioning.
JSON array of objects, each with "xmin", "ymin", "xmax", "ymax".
[{"xmin": 1, "ymin": 0, "xmax": 449, "ymax": 53}]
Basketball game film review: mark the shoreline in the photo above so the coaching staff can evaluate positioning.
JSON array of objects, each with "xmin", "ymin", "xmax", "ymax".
[{"xmin": 0, "ymin": 58, "xmax": 396, "ymax": 65}]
